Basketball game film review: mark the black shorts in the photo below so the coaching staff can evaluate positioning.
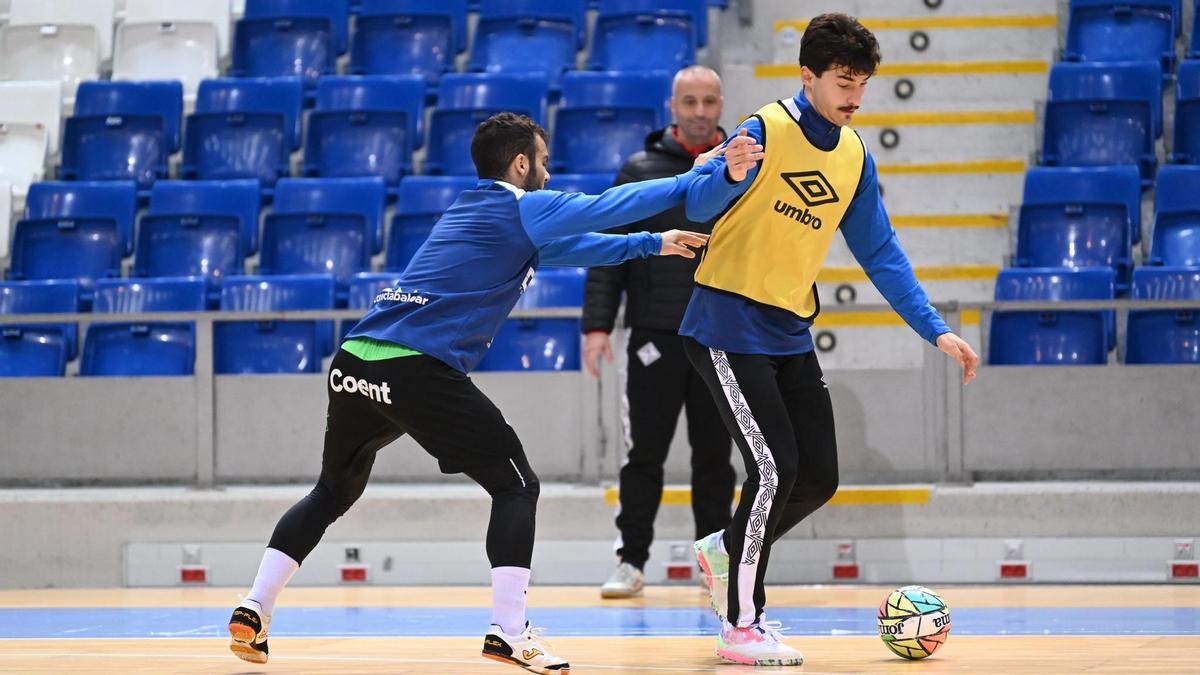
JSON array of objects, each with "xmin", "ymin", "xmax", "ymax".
[{"xmin": 326, "ymin": 349, "xmax": 525, "ymax": 474}]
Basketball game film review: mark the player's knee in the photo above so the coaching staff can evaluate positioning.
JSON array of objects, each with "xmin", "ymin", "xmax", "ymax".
[{"xmin": 798, "ymin": 473, "xmax": 839, "ymax": 506}]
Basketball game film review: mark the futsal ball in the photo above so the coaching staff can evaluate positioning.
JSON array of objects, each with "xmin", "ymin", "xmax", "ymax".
[{"xmin": 877, "ymin": 585, "xmax": 951, "ymax": 659}]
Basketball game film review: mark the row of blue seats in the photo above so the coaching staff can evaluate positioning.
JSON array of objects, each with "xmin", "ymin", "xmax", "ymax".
[
  {"xmin": 56, "ymin": 73, "xmax": 667, "ymax": 190},
  {"xmin": 990, "ymin": 266, "xmax": 1200, "ymax": 365},
  {"xmin": 1061, "ymin": 0, "xmax": 1200, "ymax": 76},
  {"xmin": 4, "ymin": 174, "xmax": 614, "ymax": 307},
  {"xmin": 1018, "ymin": 165, "xmax": 1200, "ymax": 292},
  {"xmin": 0, "ymin": 269, "xmax": 588, "ymax": 376},
  {"xmin": 235, "ymin": 0, "xmax": 713, "ymax": 87}
]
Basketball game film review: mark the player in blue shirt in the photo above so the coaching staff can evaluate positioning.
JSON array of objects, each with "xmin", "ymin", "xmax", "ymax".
[{"xmin": 226, "ymin": 113, "xmax": 764, "ymax": 672}]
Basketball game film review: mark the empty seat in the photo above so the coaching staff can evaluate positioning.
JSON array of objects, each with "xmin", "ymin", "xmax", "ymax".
[
  {"xmin": 9, "ymin": 210, "xmax": 124, "ymax": 303},
  {"xmin": 0, "ymin": 81, "xmax": 64, "ymax": 157},
  {"xmin": 0, "ymin": 279, "xmax": 79, "ymax": 370},
  {"xmin": 261, "ymin": 178, "xmax": 385, "ymax": 301},
  {"xmin": 349, "ymin": 0, "xmax": 468, "ymax": 86},
  {"xmin": 122, "ymin": 0, "xmax": 233, "ymax": 58},
  {"xmin": 182, "ymin": 78, "xmax": 304, "ymax": 191},
  {"xmin": 988, "ymin": 267, "xmax": 1115, "ymax": 365},
  {"xmin": 476, "ymin": 268, "xmax": 585, "ymax": 371},
  {"xmin": 426, "ymin": 73, "xmax": 551, "ymax": 175},
  {"xmin": 1041, "ymin": 61, "xmax": 1161, "ymax": 183},
  {"xmin": 1017, "ymin": 166, "xmax": 1139, "ymax": 291},
  {"xmin": 590, "ymin": 0, "xmax": 702, "ymax": 73},
  {"xmin": 1126, "ymin": 267, "xmax": 1200, "ymax": 363},
  {"xmin": 61, "ymin": 81, "xmax": 183, "ymax": 191},
  {"xmin": 233, "ymin": 0, "xmax": 348, "ymax": 87},
  {"xmin": 8, "ymin": 0, "xmax": 115, "ymax": 60},
  {"xmin": 1065, "ymin": 0, "xmax": 1175, "ymax": 74},
  {"xmin": 550, "ymin": 173, "xmax": 616, "ymax": 194},
  {"xmin": 82, "ymin": 277, "xmax": 206, "ymax": 376},
  {"xmin": 468, "ymin": 0, "xmax": 582, "ymax": 82},
  {"xmin": 216, "ymin": 274, "xmax": 336, "ymax": 373},
  {"xmin": 1171, "ymin": 61, "xmax": 1200, "ymax": 164},
  {"xmin": 552, "ymin": 71, "xmax": 672, "ymax": 173},
  {"xmin": 113, "ymin": 21, "xmax": 219, "ymax": 100},
  {"xmin": 135, "ymin": 180, "xmax": 261, "ymax": 300},
  {"xmin": 1150, "ymin": 165, "xmax": 1200, "ymax": 266},
  {"xmin": 304, "ymin": 75, "xmax": 424, "ymax": 188},
  {"xmin": 25, "ymin": 180, "xmax": 139, "ymax": 256},
  {"xmin": 0, "ymin": 25, "xmax": 100, "ymax": 103},
  {"xmin": 0, "ymin": 121, "xmax": 48, "ymax": 200},
  {"xmin": 385, "ymin": 175, "xmax": 474, "ymax": 271}
]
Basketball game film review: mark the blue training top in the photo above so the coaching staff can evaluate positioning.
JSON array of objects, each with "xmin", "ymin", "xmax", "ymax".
[
  {"xmin": 679, "ymin": 91, "xmax": 951, "ymax": 355},
  {"xmin": 346, "ymin": 171, "xmax": 703, "ymax": 372}
]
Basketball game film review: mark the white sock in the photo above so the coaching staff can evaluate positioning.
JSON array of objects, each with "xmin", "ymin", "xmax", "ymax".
[
  {"xmin": 246, "ymin": 547, "xmax": 299, "ymax": 618},
  {"xmin": 491, "ymin": 566, "xmax": 530, "ymax": 636}
]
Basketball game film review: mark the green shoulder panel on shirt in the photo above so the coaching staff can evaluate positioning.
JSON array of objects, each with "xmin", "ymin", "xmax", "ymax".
[{"xmin": 341, "ymin": 337, "xmax": 422, "ymax": 361}]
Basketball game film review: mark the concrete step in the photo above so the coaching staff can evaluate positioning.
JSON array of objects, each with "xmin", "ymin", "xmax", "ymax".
[
  {"xmin": 853, "ymin": 111, "xmax": 1036, "ymax": 164},
  {"xmin": 876, "ymin": 160, "xmax": 1026, "ymax": 215},
  {"xmin": 808, "ymin": 312, "xmax": 985, "ymax": 369},
  {"xmin": 825, "ymin": 221, "xmax": 1011, "ymax": 267}
]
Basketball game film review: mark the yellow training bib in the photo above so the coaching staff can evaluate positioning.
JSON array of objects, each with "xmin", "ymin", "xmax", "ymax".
[{"xmin": 694, "ymin": 99, "xmax": 866, "ymax": 319}]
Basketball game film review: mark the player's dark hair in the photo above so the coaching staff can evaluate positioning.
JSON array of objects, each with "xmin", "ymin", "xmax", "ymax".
[
  {"xmin": 471, "ymin": 112, "xmax": 549, "ymax": 180},
  {"xmin": 799, "ymin": 13, "xmax": 881, "ymax": 77}
]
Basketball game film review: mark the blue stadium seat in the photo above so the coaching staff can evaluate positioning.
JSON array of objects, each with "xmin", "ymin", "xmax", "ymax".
[
  {"xmin": 551, "ymin": 173, "xmax": 616, "ymax": 194},
  {"xmin": 233, "ymin": 0, "xmax": 348, "ymax": 87},
  {"xmin": 1017, "ymin": 167, "xmax": 1139, "ymax": 291},
  {"xmin": 1041, "ymin": 61, "xmax": 1161, "ymax": 183},
  {"xmin": 1171, "ymin": 62, "xmax": 1200, "ymax": 164},
  {"xmin": 1126, "ymin": 267, "xmax": 1200, "ymax": 363},
  {"xmin": 426, "ymin": 74, "xmax": 551, "ymax": 175},
  {"xmin": 476, "ymin": 267, "xmax": 585, "ymax": 371},
  {"xmin": 82, "ymin": 278, "xmax": 206, "ymax": 376},
  {"xmin": 183, "ymin": 78, "xmax": 304, "ymax": 192},
  {"xmin": 552, "ymin": 71, "xmax": 672, "ymax": 173},
  {"xmin": 25, "ymin": 181, "xmax": 139, "ymax": 256},
  {"xmin": 349, "ymin": 0, "xmax": 468, "ymax": 87},
  {"xmin": 60, "ymin": 81, "xmax": 183, "ymax": 191},
  {"xmin": 0, "ymin": 279, "xmax": 80, "ymax": 367},
  {"xmin": 989, "ymin": 267, "xmax": 1115, "ymax": 365},
  {"xmin": 216, "ymin": 274, "xmax": 337, "ymax": 373},
  {"xmin": 1065, "ymin": 1, "xmax": 1176, "ymax": 75},
  {"xmin": 9, "ymin": 201, "xmax": 124, "ymax": 304},
  {"xmin": 261, "ymin": 178, "xmax": 386, "ymax": 302},
  {"xmin": 590, "ymin": 0, "xmax": 702, "ymax": 72},
  {"xmin": 385, "ymin": 176, "xmax": 475, "ymax": 271},
  {"xmin": 1150, "ymin": 165, "xmax": 1200, "ymax": 266},
  {"xmin": 304, "ymin": 75, "xmax": 425, "ymax": 188},
  {"xmin": 135, "ymin": 180, "xmax": 261, "ymax": 303},
  {"xmin": 468, "ymin": 0, "xmax": 582, "ymax": 83}
]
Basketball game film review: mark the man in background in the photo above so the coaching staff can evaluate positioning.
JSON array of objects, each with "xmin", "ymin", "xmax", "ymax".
[{"xmin": 583, "ymin": 66, "xmax": 737, "ymax": 599}]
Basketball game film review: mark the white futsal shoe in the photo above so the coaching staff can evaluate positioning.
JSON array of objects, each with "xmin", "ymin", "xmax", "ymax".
[
  {"xmin": 482, "ymin": 621, "xmax": 570, "ymax": 673},
  {"xmin": 227, "ymin": 598, "xmax": 270, "ymax": 664},
  {"xmin": 600, "ymin": 561, "xmax": 645, "ymax": 598}
]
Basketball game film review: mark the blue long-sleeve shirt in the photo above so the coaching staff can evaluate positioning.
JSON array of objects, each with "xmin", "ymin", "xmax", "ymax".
[
  {"xmin": 678, "ymin": 92, "xmax": 950, "ymax": 354},
  {"xmin": 346, "ymin": 172, "xmax": 700, "ymax": 372}
]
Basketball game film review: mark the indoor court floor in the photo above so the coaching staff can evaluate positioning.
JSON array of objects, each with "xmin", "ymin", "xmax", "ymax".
[{"xmin": 1, "ymin": 585, "xmax": 1197, "ymax": 673}]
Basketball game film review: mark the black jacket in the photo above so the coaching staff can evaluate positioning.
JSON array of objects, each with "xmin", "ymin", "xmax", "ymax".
[{"xmin": 581, "ymin": 126, "xmax": 725, "ymax": 334}]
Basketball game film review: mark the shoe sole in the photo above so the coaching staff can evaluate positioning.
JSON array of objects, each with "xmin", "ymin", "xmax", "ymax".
[
  {"xmin": 599, "ymin": 587, "xmax": 643, "ymax": 599},
  {"xmin": 229, "ymin": 640, "xmax": 268, "ymax": 664},
  {"xmin": 482, "ymin": 650, "xmax": 570, "ymax": 674},
  {"xmin": 228, "ymin": 622, "xmax": 256, "ymax": 643},
  {"xmin": 694, "ymin": 542, "xmax": 727, "ymax": 621},
  {"xmin": 716, "ymin": 647, "xmax": 802, "ymax": 667}
]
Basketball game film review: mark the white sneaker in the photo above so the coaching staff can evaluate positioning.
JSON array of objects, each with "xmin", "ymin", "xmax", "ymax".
[
  {"xmin": 482, "ymin": 621, "xmax": 570, "ymax": 674},
  {"xmin": 715, "ymin": 619, "xmax": 804, "ymax": 666},
  {"xmin": 227, "ymin": 598, "xmax": 270, "ymax": 664},
  {"xmin": 599, "ymin": 561, "xmax": 644, "ymax": 599}
]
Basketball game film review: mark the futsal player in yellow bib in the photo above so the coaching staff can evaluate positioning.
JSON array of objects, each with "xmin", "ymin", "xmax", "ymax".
[{"xmin": 684, "ymin": 14, "xmax": 979, "ymax": 666}]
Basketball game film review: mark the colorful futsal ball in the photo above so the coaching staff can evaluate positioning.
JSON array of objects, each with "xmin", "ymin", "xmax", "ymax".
[{"xmin": 877, "ymin": 585, "xmax": 951, "ymax": 659}]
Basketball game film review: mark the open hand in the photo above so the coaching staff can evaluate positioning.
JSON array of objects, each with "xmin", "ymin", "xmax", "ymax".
[
  {"xmin": 936, "ymin": 332, "xmax": 980, "ymax": 385},
  {"xmin": 722, "ymin": 129, "xmax": 764, "ymax": 182},
  {"xmin": 582, "ymin": 331, "xmax": 613, "ymax": 378},
  {"xmin": 659, "ymin": 230, "xmax": 710, "ymax": 258}
]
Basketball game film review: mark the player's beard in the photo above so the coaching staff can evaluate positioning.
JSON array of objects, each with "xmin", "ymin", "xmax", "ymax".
[{"xmin": 521, "ymin": 167, "xmax": 544, "ymax": 192}]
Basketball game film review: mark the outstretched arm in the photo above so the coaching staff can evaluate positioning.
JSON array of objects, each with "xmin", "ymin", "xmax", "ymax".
[{"xmin": 539, "ymin": 230, "xmax": 708, "ymax": 267}]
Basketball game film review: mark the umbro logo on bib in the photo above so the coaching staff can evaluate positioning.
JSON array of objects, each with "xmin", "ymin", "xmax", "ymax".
[{"xmin": 781, "ymin": 171, "xmax": 840, "ymax": 207}]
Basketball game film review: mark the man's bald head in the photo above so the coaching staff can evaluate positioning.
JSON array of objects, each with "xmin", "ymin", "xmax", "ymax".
[{"xmin": 670, "ymin": 66, "xmax": 724, "ymax": 148}]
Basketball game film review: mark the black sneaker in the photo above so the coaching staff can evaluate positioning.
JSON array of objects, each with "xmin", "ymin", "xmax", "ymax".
[{"xmin": 228, "ymin": 599, "xmax": 270, "ymax": 664}]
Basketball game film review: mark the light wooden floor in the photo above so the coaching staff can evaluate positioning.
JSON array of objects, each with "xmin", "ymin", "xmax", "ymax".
[{"xmin": 0, "ymin": 586, "xmax": 1197, "ymax": 674}]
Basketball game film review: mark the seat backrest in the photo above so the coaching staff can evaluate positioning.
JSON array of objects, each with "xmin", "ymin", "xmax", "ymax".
[
  {"xmin": 435, "ymin": 73, "xmax": 551, "ymax": 122},
  {"xmin": 477, "ymin": 0, "xmax": 584, "ymax": 37},
  {"xmin": 475, "ymin": 317, "xmax": 581, "ymax": 371},
  {"xmin": 124, "ymin": 0, "xmax": 232, "ymax": 57},
  {"xmin": 516, "ymin": 267, "xmax": 585, "ymax": 308},
  {"xmin": 93, "ymin": 277, "xmax": 207, "ymax": 312},
  {"xmin": 558, "ymin": 71, "xmax": 672, "ymax": 127},
  {"xmin": 149, "ymin": 179, "xmax": 262, "ymax": 254},
  {"xmin": 396, "ymin": 175, "xmax": 475, "ymax": 215},
  {"xmin": 112, "ymin": 22, "xmax": 219, "ymax": 97},
  {"xmin": 273, "ymin": 177, "xmax": 387, "ymax": 252},
  {"xmin": 314, "ymin": 75, "xmax": 425, "ymax": 143},
  {"xmin": 194, "ymin": 77, "xmax": 305, "ymax": 150},
  {"xmin": 74, "ymin": 80, "xmax": 184, "ymax": 153},
  {"xmin": 989, "ymin": 267, "xmax": 1115, "ymax": 365},
  {"xmin": 1154, "ymin": 164, "xmax": 1200, "ymax": 216},
  {"xmin": 347, "ymin": 271, "xmax": 404, "ymax": 308},
  {"xmin": 9, "ymin": 0, "xmax": 115, "ymax": 60},
  {"xmin": 0, "ymin": 25, "xmax": 100, "ymax": 103},
  {"xmin": 0, "ymin": 279, "xmax": 80, "ymax": 313},
  {"xmin": 596, "ymin": 0, "xmax": 706, "ymax": 45},
  {"xmin": 358, "ymin": 0, "xmax": 468, "ymax": 52},
  {"xmin": 1132, "ymin": 266, "xmax": 1200, "ymax": 300},
  {"xmin": 1066, "ymin": 0, "xmax": 1175, "ymax": 64},
  {"xmin": 243, "ymin": 0, "xmax": 349, "ymax": 53},
  {"xmin": 0, "ymin": 81, "xmax": 63, "ymax": 156},
  {"xmin": 994, "ymin": 267, "xmax": 1116, "ymax": 302},
  {"xmin": 220, "ymin": 273, "xmax": 337, "ymax": 310},
  {"xmin": 1048, "ymin": 61, "xmax": 1163, "ymax": 136},
  {"xmin": 0, "ymin": 122, "xmax": 48, "ymax": 196},
  {"xmin": 1151, "ymin": 165, "xmax": 1200, "ymax": 265},
  {"xmin": 1178, "ymin": 60, "xmax": 1200, "ymax": 100},
  {"xmin": 1126, "ymin": 266, "xmax": 1200, "ymax": 363},
  {"xmin": 548, "ymin": 173, "xmax": 615, "ymax": 194},
  {"xmin": 1022, "ymin": 166, "xmax": 1141, "ymax": 234},
  {"xmin": 25, "ymin": 180, "xmax": 138, "ymax": 255}
]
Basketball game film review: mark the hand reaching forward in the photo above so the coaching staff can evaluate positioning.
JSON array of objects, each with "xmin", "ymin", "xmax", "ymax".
[
  {"xmin": 659, "ymin": 230, "xmax": 710, "ymax": 259},
  {"xmin": 936, "ymin": 332, "xmax": 980, "ymax": 385},
  {"xmin": 693, "ymin": 129, "xmax": 764, "ymax": 182}
]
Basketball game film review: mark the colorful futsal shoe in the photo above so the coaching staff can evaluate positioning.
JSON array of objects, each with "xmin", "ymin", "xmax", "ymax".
[
  {"xmin": 716, "ymin": 619, "xmax": 804, "ymax": 666},
  {"xmin": 482, "ymin": 621, "xmax": 570, "ymax": 674},
  {"xmin": 228, "ymin": 598, "xmax": 270, "ymax": 664},
  {"xmin": 694, "ymin": 530, "xmax": 729, "ymax": 621}
]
